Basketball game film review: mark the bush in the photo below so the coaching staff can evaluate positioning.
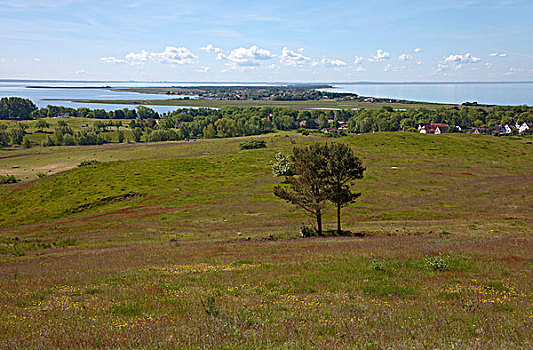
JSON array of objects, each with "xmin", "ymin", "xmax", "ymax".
[
  {"xmin": 0, "ymin": 174, "xmax": 20, "ymax": 184},
  {"xmin": 426, "ymin": 255, "xmax": 449, "ymax": 271},
  {"xmin": 300, "ymin": 225, "xmax": 317, "ymax": 238},
  {"xmin": 78, "ymin": 160, "xmax": 100, "ymax": 167},
  {"xmin": 270, "ymin": 152, "xmax": 294, "ymax": 177},
  {"xmin": 36, "ymin": 172, "xmax": 46, "ymax": 178},
  {"xmin": 239, "ymin": 139, "xmax": 266, "ymax": 150}
]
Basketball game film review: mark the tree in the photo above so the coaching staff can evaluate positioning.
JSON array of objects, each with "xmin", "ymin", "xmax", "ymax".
[
  {"xmin": 322, "ymin": 143, "xmax": 365, "ymax": 235},
  {"xmin": 117, "ymin": 130, "xmax": 125, "ymax": 143},
  {"xmin": 35, "ymin": 118, "xmax": 49, "ymax": 132},
  {"xmin": 273, "ymin": 143, "xmax": 329, "ymax": 236},
  {"xmin": 132, "ymin": 128, "xmax": 143, "ymax": 142}
]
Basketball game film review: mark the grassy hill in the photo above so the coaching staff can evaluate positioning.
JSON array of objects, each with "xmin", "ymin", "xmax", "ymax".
[{"xmin": 0, "ymin": 132, "xmax": 532, "ymax": 348}]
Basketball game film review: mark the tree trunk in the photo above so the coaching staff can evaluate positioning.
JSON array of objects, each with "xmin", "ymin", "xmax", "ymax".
[
  {"xmin": 316, "ymin": 209, "xmax": 323, "ymax": 236},
  {"xmin": 337, "ymin": 202, "xmax": 342, "ymax": 235}
]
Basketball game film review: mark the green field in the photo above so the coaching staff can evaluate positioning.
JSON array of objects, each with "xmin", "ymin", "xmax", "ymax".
[
  {"xmin": 0, "ymin": 132, "xmax": 532, "ymax": 348},
  {"xmin": 58, "ymin": 97, "xmax": 458, "ymax": 111}
]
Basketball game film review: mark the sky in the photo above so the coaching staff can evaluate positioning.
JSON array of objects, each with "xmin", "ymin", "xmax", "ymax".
[{"xmin": 0, "ymin": 0, "xmax": 532, "ymax": 82}]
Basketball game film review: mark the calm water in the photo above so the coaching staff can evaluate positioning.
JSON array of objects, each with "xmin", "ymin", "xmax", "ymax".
[
  {"xmin": 329, "ymin": 82, "xmax": 533, "ymax": 106},
  {"xmin": 1, "ymin": 80, "xmax": 531, "ymax": 111}
]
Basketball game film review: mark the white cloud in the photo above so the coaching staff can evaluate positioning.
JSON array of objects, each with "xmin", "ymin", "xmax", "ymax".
[
  {"xmin": 434, "ymin": 63, "xmax": 449, "ymax": 73},
  {"xmin": 485, "ymin": 63, "xmax": 492, "ymax": 68},
  {"xmin": 101, "ymin": 57, "xmax": 127, "ymax": 64},
  {"xmin": 321, "ymin": 57, "xmax": 347, "ymax": 67},
  {"xmin": 504, "ymin": 67, "xmax": 525, "ymax": 75},
  {"xmin": 398, "ymin": 53, "xmax": 413, "ymax": 62},
  {"xmin": 414, "ymin": 48, "xmax": 422, "ymax": 53},
  {"xmin": 200, "ymin": 44, "xmax": 223, "ymax": 54},
  {"xmin": 101, "ymin": 46, "xmax": 197, "ymax": 66},
  {"xmin": 434, "ymin": 53, "xmax": 481, "ymax": 72},
  {"xmin": 443, "ymin": 53, "xmax": 481, "ymax": 65},
  {"xmin": 353, "ymin": 56, "xmax": 364, "ymax": 64},
  {"xmin": 368, "ymin": 49, "xmax": 390, "ymax": 62},
  {"xmin": 1, "ymin": 58, "xmax": 7, "ymax": 63},
  {"xmin": 384, "ymin": 64, "xmax": 406, "ymax": 72},
  {"xmin": 297, "ymin": 47, "xmax": 305, "ymax": 53},
  {"xmin": 33, "ymin": 57, "xmax": 41, "ymax": 62},
  {"xmin": 217, "ymin": 45, "xmax": 275, "ymax": 66},
  {"xmin": 75, "ymin": 69, "xmax": 88, "ymax": 75},
  {"xmin": 416, "ymin": 61, "xmax": 422, "ymax": 65},
  {"xmin": 195, "ymin": 66, "xmax": 210, "ymax": 73},
  {"xmin": 489, "ymin": 52, "xmax": 507, "ymax": 57},
  {"xmin": 280, "ymin": 47, "xmax": 311, "ymax": 67},
  {"xmin": 355, "ymin": 65, "xmax": 366, "ymax": 72}
]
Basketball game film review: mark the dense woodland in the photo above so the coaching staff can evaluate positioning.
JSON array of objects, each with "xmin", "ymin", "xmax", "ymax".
[{"xmin": 0, "ymin": 97, "xmax": 532, "ymax": 147}]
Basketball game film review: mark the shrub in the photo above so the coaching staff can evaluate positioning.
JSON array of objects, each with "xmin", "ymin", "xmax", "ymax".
[
  {"xmin": 300, "ymin": 225, "xmax": 317, "ymax": 238},
  {"xmin": 371, "ymin": 258, "xmax": 387, "ymax": 272},
  {"xmin": 270, "ymin": 152, "xmax": 294, "ymax": 177},
  {"xmin": 426, "ymin": 255, "xmax": 449, "ymax": 271},
  {"xmin": 78, "ymin": 160, "xmax": 100, "ymax": 167},
  {"xmin": 36, "ymin": 172, "xmax": 46, "ymax": 179},
  {"xmin": 0, "ymin": 174, "xmax": 20, "ymax": 184},
  {"xmin": 239, "ymin": 139, "xmax": 266, "ymax": 150}
]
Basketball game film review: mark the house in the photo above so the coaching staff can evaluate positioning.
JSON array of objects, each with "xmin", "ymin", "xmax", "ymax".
[
  {"xmin": 504, "ymin": 124, "xmax": 514, "ymax": 134},
  {"xmin": 299, "ymin": 120, "xmax": 307, "ymax": 128},
  {"xmin": 363, "ymin": 98, "xmax": 376, "ymax": 103},
  {"xmin": 322, "ymin": 128, "xmax": 337, "ymax": 134},
  {"xmin": 56, "ymin": 113, "xmax": 69, "ymax": 118},
  {"xmin": 471, "ymin": 127, "xmax": 490, "ymax": 135},
  {"xmin": 338, "ymin": 122, "xmax": 348, "ymax": 130},
  {"xmin": 518, "ymin": 122, "xmax": 530, "ymax": 134},
  {"xmin": 420, "ymin": 123, "xmax": 449, "ymax": 134}
]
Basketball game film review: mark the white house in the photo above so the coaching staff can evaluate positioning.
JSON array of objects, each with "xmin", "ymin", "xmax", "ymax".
[{"xmin": 518, "ymin": 122, "xmax": 530, "ymax": 133}]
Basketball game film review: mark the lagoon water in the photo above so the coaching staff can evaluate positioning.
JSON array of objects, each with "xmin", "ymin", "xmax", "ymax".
[
  {"xmin": 328, "ymin": 82, "xmax": 533, "ymax": 106},
  {"xmin": 1, "ymin": 80, "xmax": 532, "ymax": 111}
]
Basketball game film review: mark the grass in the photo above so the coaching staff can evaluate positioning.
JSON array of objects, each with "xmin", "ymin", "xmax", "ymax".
[
  {"xmin": 0, "ymin": 132, "xmax": 532, "ymax": 348},
  {"xmin": 64, "ymin": 97, "xmax": 461, "ymax": 110}
]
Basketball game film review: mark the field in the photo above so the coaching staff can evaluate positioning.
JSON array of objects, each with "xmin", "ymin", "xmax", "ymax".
[
  {"xmin": 58, "ymin": 97, "xmax": 458, "ymax": 111},
  {"xmin": 0, "ymin": 132, "xmax": 532, "ymax": 349}
]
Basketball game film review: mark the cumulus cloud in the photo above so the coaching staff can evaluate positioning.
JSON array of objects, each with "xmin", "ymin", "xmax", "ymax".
[
  {"xmin": 398, "ymin": 53, "xmax": 413, "ymax": 61},
  {"xmin": 217, "ymin": 45, "xmax": 275, "ymax": 66},
  {"xmin": 485, "ymin": 63, "xmax": 492, "ymax": 68},
  {"xmin": 368, "ymin": 49, "xmax": 390, "ymax": 62},
  {"xmin": 414, "ymin": 48, "xmax": 422, "ymax": 53},
  {"xmin": 355, "ymin": 65, "xmax": 366, "ymax": 72},
  {"xmin": 75, "ymin": 69, "xmax": 88, "ymax": 75},
  {"xmin": 434, "ymin": 53, "xmax": 481, "ymax": 72},
  {"xmin": 353, "ymin": 56, "xmax": 364, "ymax": 64},
  {"xmin": 101, "ymin": 46, "xmax": 197, "ymax": 66},
  {"xmin": 489, "ymin": 52, "xmax": 507, "ymax": 57},
  {"xmin": 321, "ymin": 57, "xmax": 347, "ymax": 67},
  {"xmin": 33, "ymin": 57, "xmax": 41, "ymax": 62},
  {"xmin": 280, "ymin": 47, "xmax": 311, "ymax": 67},
  {"xmin": 200, "ymin": 44, "xmax": 223, "ymax": 53},
  {"xmin": 443, "ymin": 53, "xmax": 481, "ymax": 65}
]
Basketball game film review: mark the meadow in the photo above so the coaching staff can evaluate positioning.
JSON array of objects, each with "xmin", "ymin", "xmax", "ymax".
[{"xmin": 0, "ymin": 131, "xmax": 532, "ymax": 349}]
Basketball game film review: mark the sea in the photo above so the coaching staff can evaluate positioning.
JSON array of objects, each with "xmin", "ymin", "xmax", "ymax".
[{"xmin": 0, "ymin": 80, "xmax": 531, "ymax": 112}]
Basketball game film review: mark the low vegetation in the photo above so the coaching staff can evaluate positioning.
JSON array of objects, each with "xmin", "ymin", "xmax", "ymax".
[{"xmin": 0, "ymin": 132, "xmax": 531, "ymax": 348}]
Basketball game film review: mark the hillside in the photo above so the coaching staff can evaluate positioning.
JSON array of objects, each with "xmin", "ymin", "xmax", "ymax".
[{"xmin": 0, "ymin": 133, "xmax": 532, "ymax": 348}]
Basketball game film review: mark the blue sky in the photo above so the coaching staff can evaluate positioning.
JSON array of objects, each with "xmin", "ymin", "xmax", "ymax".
[{"xmin": 0, "ymin": 0, "xmax": 532, "ymax": 82}]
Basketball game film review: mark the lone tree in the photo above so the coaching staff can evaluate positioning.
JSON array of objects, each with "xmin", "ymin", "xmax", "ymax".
[
  {"xmin": 273, "ymin": 143, "xmax": 329, "ymax": 235},
  {"xmin": 323, "ymin": 142, "xmax": 365, "ymax": 235},
  {"xmin": 273, "ymin": 142, "xmax": 365, "ymax": 236}
]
